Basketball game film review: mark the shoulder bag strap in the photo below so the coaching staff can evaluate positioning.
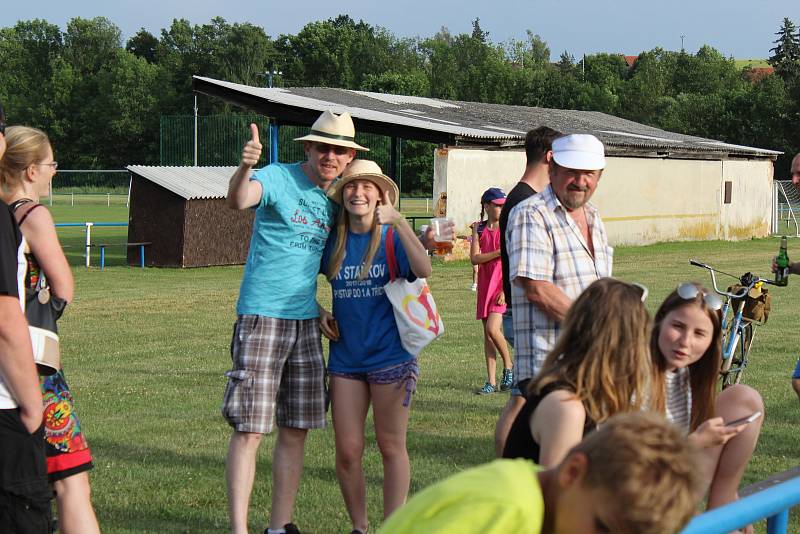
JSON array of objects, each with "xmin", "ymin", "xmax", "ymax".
[{"xmin": 385, "ymin": 226, "xmax": 398, "ymax": 282}]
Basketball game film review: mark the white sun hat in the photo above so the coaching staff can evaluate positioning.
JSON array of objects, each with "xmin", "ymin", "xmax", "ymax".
[{"xmin": 293, "ymin": 110, "xmax": 369, "ymax": 151}]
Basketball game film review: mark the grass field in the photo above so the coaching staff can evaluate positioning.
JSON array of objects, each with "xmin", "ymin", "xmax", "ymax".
[
  {"xmin": 734, "ymin": 59, "xmax": 770, "ymax": 70},
  {"xmin": 44, "ymin": 205, "xmax": 799, "ymax": 533}
]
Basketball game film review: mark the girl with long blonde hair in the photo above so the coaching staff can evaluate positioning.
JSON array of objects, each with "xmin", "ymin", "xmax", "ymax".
[
  {"xmin": 319, "ymin": 160, "xmax": 431, "ymax": 534},
  {"xmin": 502, "ymin": 277, "xmax": 652, "ymax": 465}
]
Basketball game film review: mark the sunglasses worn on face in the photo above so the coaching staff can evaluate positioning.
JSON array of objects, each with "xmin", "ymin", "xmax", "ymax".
[
  {"xmin": 313, "ymin": 143, "xmax": 350, "ymax": 156},
  {"xmin": 676, "ymin": 282, "xmax": 723, "ymax": 310}
]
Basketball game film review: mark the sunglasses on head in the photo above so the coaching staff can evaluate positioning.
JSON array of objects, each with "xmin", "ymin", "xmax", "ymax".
[
  {"xmin": 629, "ymin": 282, "xmax": 649, "ymax": 302},
  {"xmin": 676, "ymin": 282, "xmax": 723, "ymax": 311}
]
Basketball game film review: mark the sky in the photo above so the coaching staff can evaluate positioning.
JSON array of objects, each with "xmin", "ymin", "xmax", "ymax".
[{"xmin": 3, "ymin": 1, "xmax": 799, "ymax": 61}]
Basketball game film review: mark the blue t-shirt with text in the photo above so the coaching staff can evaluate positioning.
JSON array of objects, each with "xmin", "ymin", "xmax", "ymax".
[
  {"xmin": 322, "ymin": 226, "xmax": 417, "ymax": 373},
  {"xmin": 237, "ymin": 163, "xmax": 335, "ymax": 319}
]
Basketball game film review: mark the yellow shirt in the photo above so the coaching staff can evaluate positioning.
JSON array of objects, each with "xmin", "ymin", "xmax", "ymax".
[{"xmin": 379, "ymin": 459, "xmax": 544, "ymax": 534}]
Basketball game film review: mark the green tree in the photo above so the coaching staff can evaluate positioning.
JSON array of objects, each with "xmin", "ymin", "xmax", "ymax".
[
  {"xmin": 126, "ymin": 28, "xmax": 158, "ymax": 63},
  {"xmin": 768, "ymin": 17, "xmax": 800, "ymax": 80}
]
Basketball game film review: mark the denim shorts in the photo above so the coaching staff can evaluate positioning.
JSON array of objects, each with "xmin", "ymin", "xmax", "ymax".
[
  {"xmin": 793, "ymin": 359, "xmax": 800, "ymax": 380},
  {"xmin": 502, "ymin": 310, "xmax": 514, "ymax": 349},
  {"xmin": 329, "ymin": 359, "xmax": 419, "ymax": 407}
]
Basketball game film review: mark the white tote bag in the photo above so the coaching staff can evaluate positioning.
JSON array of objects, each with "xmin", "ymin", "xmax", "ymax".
[{"xmin": 383, "ymin": 227, "xmax": 444, "ymax": 356}]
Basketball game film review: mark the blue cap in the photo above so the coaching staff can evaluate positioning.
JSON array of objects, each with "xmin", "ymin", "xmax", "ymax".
[{"xmin": 481, "ymin": 187, "xmax": 506, "ymax": 205}]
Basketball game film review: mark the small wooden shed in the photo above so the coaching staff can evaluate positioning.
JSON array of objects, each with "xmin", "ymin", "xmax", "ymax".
[{"xmin": 126, "ymin": 166, "xmax": 253, "ymax": 267}]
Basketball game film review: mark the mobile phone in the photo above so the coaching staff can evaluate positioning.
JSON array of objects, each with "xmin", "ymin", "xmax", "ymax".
[{"xmin": 725, "ymin": 411, "xmax": 762, "ymax": 427}]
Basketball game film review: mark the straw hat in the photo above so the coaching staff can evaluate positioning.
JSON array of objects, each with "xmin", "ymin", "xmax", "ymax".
[
  {"xmin": 327, "ymin": 160, "xmax": 399, "ymax": 207},
  {"xmin": 294, "ymin": 110, "xmax": 369, "ymax": 151}
]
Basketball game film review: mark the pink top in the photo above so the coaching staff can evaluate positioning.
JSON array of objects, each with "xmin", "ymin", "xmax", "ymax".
[{"xmin": 476, "ymin": 225, "xmax": 506, "ymax": 319}]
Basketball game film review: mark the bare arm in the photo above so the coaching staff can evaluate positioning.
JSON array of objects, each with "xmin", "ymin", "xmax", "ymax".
[
  {"xmin": 518, "ymin": 278, "xmax": 572, "ymax": 322},
  {"xmin": 19, "ymin": 206, "xmax": 73, "ymax": 302},
  {"xmin": 531, "ymin": 390, "xmax": 586, "ymax": 467},
  {"xmin": 226, "ymin": 123, "xmax": 264, "ymax": 210},
  {"xmin": 376, "ymin": 191, "xmax": 432, "ymax": 278},
  {"xmin": 469, "ymin": 224, "xmax": 500, "ymax": 265},
  {"xmin": 0, "ymin": 296, "xmax": 43, "ymax": 433}
]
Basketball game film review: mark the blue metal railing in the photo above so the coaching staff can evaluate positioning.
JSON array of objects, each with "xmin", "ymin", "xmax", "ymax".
[{"xmin": 681, "ymin": 477, "xmax": 800, "ymax": 534}]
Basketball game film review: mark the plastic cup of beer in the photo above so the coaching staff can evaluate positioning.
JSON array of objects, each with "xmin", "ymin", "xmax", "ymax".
[{"xmin": 430, "ymin": 217, "xmax": 454, "ymax": 255}]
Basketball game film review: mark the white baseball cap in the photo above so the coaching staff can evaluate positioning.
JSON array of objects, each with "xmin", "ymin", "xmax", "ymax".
[{"xmin": 552, "ymin": 134, "xmax": 606, "ymax": 171}]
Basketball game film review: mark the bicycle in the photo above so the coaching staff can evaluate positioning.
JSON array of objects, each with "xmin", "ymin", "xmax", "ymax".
[{"xmin": 688, "ymin": 260, "xmax": 775, "ymax": 388}]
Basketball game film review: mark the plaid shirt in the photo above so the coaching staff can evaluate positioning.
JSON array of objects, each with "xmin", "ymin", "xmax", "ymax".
[{"xmin": 506, "ymin": 185, "xmax": 613, "ymax": 382}]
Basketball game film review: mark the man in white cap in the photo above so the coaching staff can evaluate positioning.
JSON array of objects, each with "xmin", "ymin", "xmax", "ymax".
[
  {"xmin": 222, "ymin": 110, "xmax": 367, "ymax": 534},
  {"xmin": 500, "ymin": 134, "xmax": 613, "ymax": 452}
]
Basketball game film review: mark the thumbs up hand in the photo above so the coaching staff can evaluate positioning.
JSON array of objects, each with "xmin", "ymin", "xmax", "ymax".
[
  {"xmin": 241, "ymin": 123, "xmax": 263, "ymax": 167},
  {"xmin": 375, "ymin": 189, "xmax": 402, "ymax": 226}
]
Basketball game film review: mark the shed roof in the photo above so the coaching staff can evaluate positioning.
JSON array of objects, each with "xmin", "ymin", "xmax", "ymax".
[
  {"xmin": 193, "ymin": 76, "xmax": 781, "ymax": 160},
  {"xmin": 127, "ymin": 165, "xmax": 237, "ymax": 200}
]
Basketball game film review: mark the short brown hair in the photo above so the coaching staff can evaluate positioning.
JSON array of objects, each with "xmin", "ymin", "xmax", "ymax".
[
  {"xmin": 525, "ymin": 126, "xmax": 561, "ymax": 166},
  {"xmin": 570, "ymin": 412, "xmax": 701, "ymax": 534}
]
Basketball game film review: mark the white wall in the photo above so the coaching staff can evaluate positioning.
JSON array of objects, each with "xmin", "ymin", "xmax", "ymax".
[{"xmin": 433, "ymin": 148, "xmax": 774, "ymax": 245}]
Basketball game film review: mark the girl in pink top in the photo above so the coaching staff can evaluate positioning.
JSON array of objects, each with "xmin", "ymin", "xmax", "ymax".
[{"xmin": 471, "ymin": 188, "xmax": 512, "ymax": 395}]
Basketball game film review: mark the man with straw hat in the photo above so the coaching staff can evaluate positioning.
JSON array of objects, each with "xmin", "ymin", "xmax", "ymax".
[{"xmin": 222, "ymin": 110, "xmax": 367, "ymax": 534}]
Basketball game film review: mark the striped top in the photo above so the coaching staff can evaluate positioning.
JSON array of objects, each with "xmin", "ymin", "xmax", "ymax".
[{"xmin": 665, "ymin": 367, "xmax": 692, "ymax": 432}]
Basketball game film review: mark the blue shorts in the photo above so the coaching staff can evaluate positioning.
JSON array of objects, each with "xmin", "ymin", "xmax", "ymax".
[
  {"xmin": 502, "ymin": 310, "xmax": 514, "ymax": 349},
  {"xmin": 329, "ymin": 359, "xmax": 419, "ymax": 407},
  {"xmin": 793, "ymin": 359, "xmax": 800, "ymax": 380},
  {"xmin": 510, "ymin": 378, "xmax": 531, "ymax": 397}
]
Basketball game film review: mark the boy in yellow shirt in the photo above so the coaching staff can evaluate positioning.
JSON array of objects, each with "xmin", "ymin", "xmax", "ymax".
[{"xmin": 380, "ymin": 412, "xmax": 700, "ymax": 534}]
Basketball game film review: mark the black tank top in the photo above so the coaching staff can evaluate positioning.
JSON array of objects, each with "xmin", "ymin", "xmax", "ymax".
[{"xmin": 502, "ymin": 382, "xmax": 597, "ymax": 462}]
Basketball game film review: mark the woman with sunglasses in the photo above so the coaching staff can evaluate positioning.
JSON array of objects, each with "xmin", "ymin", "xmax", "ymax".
[
  {"xmin": 0, "ymin": 126, "xmax": 100, "ymax": 534},
  {"xmin": 502, "ymin": 278, "xmax": 653, "ymax": 466},
  {"xmin": 650, "ymin": 283, "xmax": 764, "ymax": 527}
]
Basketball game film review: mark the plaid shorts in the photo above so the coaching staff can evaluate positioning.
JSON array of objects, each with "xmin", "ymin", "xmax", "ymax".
[{"xmin": 221, "ymin": 315, "xmax": 326, "ymax": 434}]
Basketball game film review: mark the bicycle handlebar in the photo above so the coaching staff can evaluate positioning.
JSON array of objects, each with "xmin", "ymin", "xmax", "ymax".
[{"xmin": 688, "ymin": 259, "xmax": 776, "ymax": 299}]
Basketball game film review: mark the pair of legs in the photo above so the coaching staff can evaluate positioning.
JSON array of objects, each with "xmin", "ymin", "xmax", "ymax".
[
  {"xmin": 331, "ymin": 376, "xmax": 412, "ymax": 533},
  {"xmin": 52, "ymin": 472, "xmax": 100, "ymax": 534},
  {"xmin": 696, "ymin": 384, "xmax": 763, "ymax": 529},
  {"xmin": 223, "ymin": 315, "xmax": 326, "ymax": 534},
  {"xmin": 227, "ymin": 426, "xmax": 308, "ymax": 534},
  {"xmin": 482, "ymin": 312, "xmax": 511, "ymax": 387}
]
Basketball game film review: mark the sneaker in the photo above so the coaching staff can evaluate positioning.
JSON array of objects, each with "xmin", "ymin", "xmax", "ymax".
[
  {"xmin": 476, "ymin": 382, "xmax": 496, "ymax": 395},
  {"xmin": 265, "ymin": 524, "xmax": 301, "ymax": 534},
  {"xmin": 470, "ymin": 282, "xmax": 478, "ymax": 291},
  {"xmin": 500, "ymin": 368, "xmax": 513, "ymax": 391}
]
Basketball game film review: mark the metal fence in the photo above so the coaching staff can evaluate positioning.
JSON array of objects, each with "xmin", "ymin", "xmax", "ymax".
[{"xmin": 159, "ymin": 114, "xmax": 434, "ymax": 196}]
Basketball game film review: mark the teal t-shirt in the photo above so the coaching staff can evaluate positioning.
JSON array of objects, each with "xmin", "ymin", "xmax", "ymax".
[
  {"xmin": 322, "ymin": 226, "xmax": 416, "ymax": 373},
  {"xmin": 236, "ymin": 163, "xmax": 335, "ymax": 319}
]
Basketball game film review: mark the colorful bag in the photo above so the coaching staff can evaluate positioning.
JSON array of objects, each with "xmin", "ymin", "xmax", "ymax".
[{"xmin": 383, "ymin": 227, "xmax": 444, "ymax": 356}]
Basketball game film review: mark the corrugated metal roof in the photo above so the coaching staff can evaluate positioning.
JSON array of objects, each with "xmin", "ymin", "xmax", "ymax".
[
  {"xmin": 193, "ymin": 76, "xmax": 781, "ymax": 160},
  {"xmin": 127, "ymin": 165, "xmax": 237, "ymax": 200}
]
